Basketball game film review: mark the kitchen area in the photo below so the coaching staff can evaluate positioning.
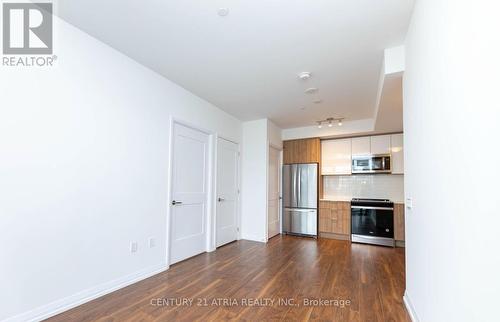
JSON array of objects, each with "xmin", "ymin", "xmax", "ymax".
[{"xmin": 282, "ymin": 133, "xmax": 405, "ymax": 247}]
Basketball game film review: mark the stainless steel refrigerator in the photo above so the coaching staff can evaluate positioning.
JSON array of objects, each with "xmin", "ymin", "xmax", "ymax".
[{"xmin": 282, "ymin": 163, "xmax": 318, "ymax": 237}]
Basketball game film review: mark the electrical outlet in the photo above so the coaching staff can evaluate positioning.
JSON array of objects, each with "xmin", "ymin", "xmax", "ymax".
[
  {"xmin": 148, "ymin": 237, "xmax": 156, "ymax": 248},
  {"xmin": 130, "ymin": 241, "xmax": 138, "ymax": 253}
]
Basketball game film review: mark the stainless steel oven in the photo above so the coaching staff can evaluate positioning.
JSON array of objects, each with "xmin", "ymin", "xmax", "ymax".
[
  {"xmin": 352, "ymin": 154, "xmax": 391, "ymax": 174},
  {"xmin": 351, "ymin": 198, "xmax": 394, "ymax": 247}
]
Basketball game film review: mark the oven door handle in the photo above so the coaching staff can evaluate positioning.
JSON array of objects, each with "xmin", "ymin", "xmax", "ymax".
[
  {"xmin": 351, "ymin": 206, "xmax": 394, "ymax": 211},
  {"xmin": 284, "ymin": 208, "xmax": 316, "ymax": 213}
]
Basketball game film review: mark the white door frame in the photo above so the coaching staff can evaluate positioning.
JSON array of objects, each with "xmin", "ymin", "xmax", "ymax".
[
  {"xmin": 214, "ymin": 136, "xmax": 241, "ymax": 246},
  {"xmin": 266, "ymin": 143, "xmax": 283, "ymax": 241},
  {"xmin": 166, "ymin": 117, "xmax": 216, "ymax": 267}
]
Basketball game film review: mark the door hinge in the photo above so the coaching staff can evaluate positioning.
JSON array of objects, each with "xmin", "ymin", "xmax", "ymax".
[{"xmin": 237, "ymin": 227, "xmax": 240, "ymax": 232}]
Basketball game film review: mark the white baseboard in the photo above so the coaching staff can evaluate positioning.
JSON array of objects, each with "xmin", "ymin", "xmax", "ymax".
[
  {"xmin": 403, "ymin": 290, "xmax": 420, "ymax": 322},
  {"xmin": 240, "ymin": 233, "xmax": 266, "ymax": 243},
  {"xmin": 4, "ymin": 263, "xmax": 169, "ymax": 322}
]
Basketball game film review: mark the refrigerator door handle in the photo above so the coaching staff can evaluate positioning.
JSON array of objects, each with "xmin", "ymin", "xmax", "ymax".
[
  {"xmin": 292, "ymin": 164, "xmax": 298, "ymax": 208},
  {"xmin": 297, "ymin": 165, "xmax": 301, "ymax": 207}
]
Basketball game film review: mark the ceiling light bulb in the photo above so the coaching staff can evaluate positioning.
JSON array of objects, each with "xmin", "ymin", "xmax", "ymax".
[
  {"xmin": 328, "ymin": 122, "xmax": 333, "ymax": 128},
  {"xmin": 318, "ymin": 124, "xmax": 322, "ymax": 129},
  {"xmin": 338, "ymin": 120, "xmax": 343, "ymax": 126}
]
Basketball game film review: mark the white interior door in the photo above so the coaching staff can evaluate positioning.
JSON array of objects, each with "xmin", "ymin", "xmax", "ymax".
[
  {"xmin": 216, "ymin": 138, "xmax": 239, "ymax": 247},
  {"xmin": 170, "ymin": 123, "xmax": 209, "ymax": 264},
  {"xmin": 268, "ymin": 146, "xmax": 281, "ymax": 239}
]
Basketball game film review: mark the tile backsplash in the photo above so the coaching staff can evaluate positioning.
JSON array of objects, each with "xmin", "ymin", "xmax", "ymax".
[{"xmin": 323, "ymin": 174, "xmax": 404, "ymax": 203}]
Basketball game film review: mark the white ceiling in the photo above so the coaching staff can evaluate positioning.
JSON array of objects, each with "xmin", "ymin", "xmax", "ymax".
[{"xmin": 55, "ymin": 0, "xmax": 414, "ymax": 129}]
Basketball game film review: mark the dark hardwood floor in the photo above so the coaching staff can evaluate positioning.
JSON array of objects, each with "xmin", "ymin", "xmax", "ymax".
[{"xmin": 47, "ymin": 236, "xmax": 409, "ymax": 322}]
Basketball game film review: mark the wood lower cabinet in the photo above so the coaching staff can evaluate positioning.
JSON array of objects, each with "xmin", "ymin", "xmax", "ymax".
[
  {"xmin": 283, "ymin": 138, "xmax": 320, "ymax": 164},
  {"xmin": 394, "ymin": 203, "xmax": 405, "ymax": 242},
  {"xmin": 319, "ymin": 201, "xmax": 405, "ymax": 245},
  {"xmin": 319, "ymin": 201, "xmax": 350, "ymax": 239}
]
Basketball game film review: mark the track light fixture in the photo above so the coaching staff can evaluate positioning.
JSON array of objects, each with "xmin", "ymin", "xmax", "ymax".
[{"xmin": 316, "ymin": 117, "xmax": 345, "ymax": 129}]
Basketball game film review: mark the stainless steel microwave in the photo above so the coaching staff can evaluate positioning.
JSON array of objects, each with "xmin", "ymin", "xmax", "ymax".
[{"xmin": 352, "ymin": 154, "xmax": 391, "ymax": 174}]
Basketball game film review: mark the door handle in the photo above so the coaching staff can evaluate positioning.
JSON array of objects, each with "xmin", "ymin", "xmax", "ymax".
[
  {"xmin": 218, "ymin": 197, "xmax": 225, "ymax": 202},
  {"xmin": 171, "ymin": 200, "xmax": 183, "ymax": 205}
]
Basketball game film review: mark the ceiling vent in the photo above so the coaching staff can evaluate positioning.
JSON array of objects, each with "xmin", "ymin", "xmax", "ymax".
[
  {"xmin": 298, "ymin": 72, "xmax": 311, "ymax": 80},
  {"xmin": 217, "ymin": 8, "xmax": 229, "ymax": 16}
]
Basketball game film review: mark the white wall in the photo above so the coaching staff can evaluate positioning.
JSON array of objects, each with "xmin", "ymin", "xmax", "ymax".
[
  {"xmin": 240, "ymin": 119, "xmax": 282, "ymax": 242},
  {"xmin": 240, "ymin": 120, "xmax": 268, "ymax": 242},
  {"xmin": 267, "ymin": 120, "xmax": 283, "ymax": 149},
  {"xmin": 267, "ymin": 120, "xmax": 283, "ymax": 237},
  {"xmin": 0, "ymin": 16, "xmax": 241, "ymax": 322},
  {"xmin": 403, "ymin": 1, "xmax": 499, "ymax": 321}
]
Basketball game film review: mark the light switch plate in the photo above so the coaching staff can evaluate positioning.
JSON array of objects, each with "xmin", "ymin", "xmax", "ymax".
[
  {"xmin": 148, "ymin": 237, "xmax": 155, "ymax": 248},
  {"xmin": 130, "ymin": 242, "xmax": 138, "ymax": 253},
  {"xmin": 406, "ymin": 197, "xmax": 413, "ymax": 210}
]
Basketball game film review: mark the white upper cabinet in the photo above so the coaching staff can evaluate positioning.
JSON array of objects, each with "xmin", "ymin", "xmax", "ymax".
[
  {"xmin": 370, "ymin": 135, "xmax": 391, "ymax": 155},
  {"xmin": 321, "ymin": 139, "xmax": 352, "ymax": 175},
  {"xmin": 351, "ymin": 137, "xmax": 371, "ymax": 156},
  {"xmin": 321, "ymin": 133, "xmax": 404, "ymax": 176},
  {"xmin": 391, "ymin": 133, "xmax": 404, "ymax": 174}
]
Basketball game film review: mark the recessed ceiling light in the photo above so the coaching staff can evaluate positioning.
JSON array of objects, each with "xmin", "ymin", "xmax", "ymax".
[
  {"xmin": 217, "ymin": 8, "xmax": 229, "ymax": 16},
  {"xmin": 304, "ymin": 87, "xmax": 318, "ymax": 94},
  {"xmin": 313, "ymin": 99, "xmax": 322, "ymax": 104},
  {"xmin": 298, "ymin": 72, "xmax": 311, "ymax": 80},
  {"xmin": 300, "ymin": 107, "xmax": 306, "ymax": 110}
]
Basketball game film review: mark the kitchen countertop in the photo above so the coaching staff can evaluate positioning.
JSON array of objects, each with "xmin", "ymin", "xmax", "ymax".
[
  {"xmin": 320, "ymin": 197, "xmax": 405, "ymax": 204},
  {"xmin": 320, "ymin": 197, "xmax": 351, "ymax": 202}
]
